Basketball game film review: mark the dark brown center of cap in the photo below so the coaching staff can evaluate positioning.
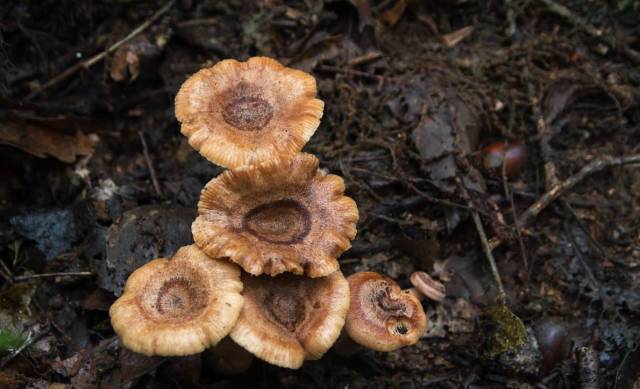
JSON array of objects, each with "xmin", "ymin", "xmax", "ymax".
[
  {"xmin": 373, "ymin": 285, "xmax": 409, "ymax": 317},
  {"xmin": 152, "ymin": 277, "xmax": 206, "ymax": 320},
  {"xmin": 222, "ymin": 95, "xmax": 273, "ymax": 131},
  {"xmin": 264, "ymin": 291, "xmax": 306, "ymax": 332},
  {"xmin": 242, "ymin": 199, "xmax": 311, "ymax": 244},
  {"xmin": 370, "ymin": 283, "xmax": 414, "ymax": 335}
]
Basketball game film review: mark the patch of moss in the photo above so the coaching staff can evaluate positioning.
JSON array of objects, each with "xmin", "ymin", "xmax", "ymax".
[
  {"xmin": 483, "ymin": 304, "xmax": 528, "ymax": 360},
  {"xmin": 0, "ymin": 330, "xmax": 27, "ymax": 353}
]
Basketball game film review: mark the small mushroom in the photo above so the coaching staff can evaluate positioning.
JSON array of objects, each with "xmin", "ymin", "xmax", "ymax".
[
  {"xmin": 193, "ymin": 153, "xmax": 359, "ymax": 277},
  {"xmin": 109, "ymin": 245, "xmax": 244, "ymax": 356},
  {"xmin": 408, "ymin": 271, "xmax": 446, "ymax": 302},
  {"xmin": 175, "ymin": 56, "xmax": 324, "ymax": 168},
  {"xmin": 345, "ymin": 272, "xmax": 427, "ymax": 352},
  {"xmin": 230, "ymin": 271, "xmax": 350, "ymax": 369}
]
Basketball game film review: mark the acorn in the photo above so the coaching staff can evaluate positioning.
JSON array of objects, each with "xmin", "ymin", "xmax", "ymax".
[
  {"xmin": 534, "ymin": 320, "xmax": 572, "ymax": 371},
  {"xmin": 480, "ymin": 140, "xmax": 528, "ymax": 179}
]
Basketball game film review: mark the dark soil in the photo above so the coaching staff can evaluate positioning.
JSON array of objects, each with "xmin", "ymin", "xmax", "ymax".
[{"xmin": 1, "ymin": 0, "xmax": 639, "ymax": 388}]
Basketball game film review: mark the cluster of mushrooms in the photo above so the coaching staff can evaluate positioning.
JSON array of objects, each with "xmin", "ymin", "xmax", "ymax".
[{"xmin": 109, "ymin": 57, "xmax": 431, "ymax": 370}]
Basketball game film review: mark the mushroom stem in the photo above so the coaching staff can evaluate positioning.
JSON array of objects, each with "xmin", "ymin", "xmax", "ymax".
[
  {"xmin": 333, "ymin": 332, "xmax": 362, "ymax": 357},
  {"xmin": 407, "ymin": 271, "xmax": 446, "ymax": 302},
  {"xmin": 206, "ymin": 337, "xmax": 254, "ymax": 375}
]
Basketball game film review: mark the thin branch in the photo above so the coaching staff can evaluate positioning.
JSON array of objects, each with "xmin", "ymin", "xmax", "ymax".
[
  {"xmin": 456, "ymin": 177, "xmax": 506, "ymax": 304},
  {"xmin": 138, "ymin": 130, "xmax": 163, "ymax": 197},
  {"xmin": 526, "ymin": 74, "xmax": 559, "ymax": 190},
  {"xmin": 26, "ymin": 0, "xmax": 175, "ymax": 100},
  {"xmin": 317, "ymin": 65, "xmax": 385, "ymax": 84},
  {"xmin": 504, "ymin": 0, "xmax": 518, "ymax": 40},
  {"xmin": 537, "ymin": 0, "xmax": 640, "ymax": 64},
  {"xmin": 489, "ymin": 154, "xmax": 640, "ymax": 250},
  {"xmin": 519, "ymin": 154, "xmax": 640, "ymax": 226},
  {"xmin": 562, "ymin": 221, "xmax": 600, "ymax": 289},
  {"xmin": 0, "ymin": 258, "xmax": 13, "ymax": 278},
  {"xmin": 13, "ymin": 271, "xmax": 94, "ymax": 282},
  {"xmin": 502, "ymin": 157, "xmax": 529, "ymax": 273},
  {"xmin": 0, "ymin": 268, "xmax": 12, "ymax": 284}
]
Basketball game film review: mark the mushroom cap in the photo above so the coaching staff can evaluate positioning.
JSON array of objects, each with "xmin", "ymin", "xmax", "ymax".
[
  {"xmin": 175, "ymin": 56, "xmax": 324, "ymax": 168},
  {"xmin": 410, "ymin": 271, "xmax": 446, "ymax": 302},
  {"xmin": 109, "ymin": 245, "xmax": 244, "ymax": 356},
  {"xmin": 345, "ymin": 272, "xmax": 427, "ymax": 352},
  {"xmin": 230, "ymin": 271, "xmax": 350, "ymax": 369},
  {"xmin": 193, "ymin": 153, "xmax": 359, "ymax": 277}
]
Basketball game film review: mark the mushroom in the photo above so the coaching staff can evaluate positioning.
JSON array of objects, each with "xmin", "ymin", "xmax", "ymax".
[
  {"xmin": 205, "ymin": 337, "xmax": 254, "ymax": 375},
  {"xmin": 109, "ymin": 245, "xmax": 244, "ymax": 356},
  {"xmin": 175, "ymin": 56, "xmax": 324, "ymax": 168},
  {"xmin": 408, "ymin": 271, "xmax": 446, "ymax": 302},
  {"xmin": 193, "ymin": 153, "xmax": 358, "ymax": 277},
  {"xmin": 229, "ymin": 271, "xmax": 350, "ymax": 369},
  {"xmin": 344, "ymin": 272, "xmax": 427, "ymax": 352}
]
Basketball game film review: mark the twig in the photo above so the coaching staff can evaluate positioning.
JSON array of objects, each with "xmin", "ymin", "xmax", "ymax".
[
  {"xmin": 317, "ymin": 65, "xmax": 385, "ymax": 83},
  {"xmin": 502, "ymin": 157, "xmax": 529, "ymax": 272},
  {"xmin": 405, "ymin": 182, "xmax": 472, "ymax": 211},
  {"xmin": 576, "ymin": 346, "xmax": 600, "ymax": 389},
  {"xmin": 525, "ymin": 68, "xmax": 559, "ymax": 190},
  {"xmin": 0, "ymin": 257, "xmax": 14, "ymax": 284},
  {"xmin": 0, "ymin": 267, "xmax": 11, "ymax": 284},
  {"xmin": 519, "ymin": 155, "xmax": 640, "ymax": 226},
  {"xmin": 562, "ymin": 221, "xmax": 600, "ymax": 289},
  {"xmin": 489, "ymin": 154, "xmax": 640, "ymax": 250},
  {"xmin": 537, "ymin": 0, "xmax": 640, "ymax": 64},
  {"xmin": 348, "ymin": 52, "xmax": 383, "ymax": 66},
  {"xmin": 504, "ymin": 0, "xmax": 518, "ymax": 40},
  {"xmin": 369, "ymin": 212, "xmax": 415, "ymax": 226},
  {"xmin": 456, "ymin": 177, "xmax": 506, "ymax": 304},
  {"xmin": 26, "ymin": 0, "xmax": 175, "ymax": 100},
  {"xmin": 138, "ymin": 130, "xmax": 163, "ymax": 197},
  {"xmin": 561, "ymin": 200, "xmax": 618, "ymax": 268},
  {"xmin": 13, "ymin": 271, "xmax": 94, "ymax": 282}
]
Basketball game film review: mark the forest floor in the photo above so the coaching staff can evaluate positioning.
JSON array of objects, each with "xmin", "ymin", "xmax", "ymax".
[{"xmin": 1, "ymin": 0, "xmax": 639, "ymax": 388}]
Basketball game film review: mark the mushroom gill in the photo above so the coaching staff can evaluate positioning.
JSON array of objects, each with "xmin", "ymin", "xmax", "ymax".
[
  {"xmin": 175, "ymin": 57, "xmax": 324, "ymax": 168},
  {"xmin": 230, "ymin": 271, "xmax": 350, "ymax": 369},
  {"xmin": 109, "ymin": 245, "xmax": 244, "ymax": 356},
  {"xmin": 193, "ymin": 153, "xmax": 359, "ymax": 277}
]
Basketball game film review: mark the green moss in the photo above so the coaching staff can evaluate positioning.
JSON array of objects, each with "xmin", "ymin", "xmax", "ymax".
[
  {"xmin": 0, "ymin": 330, "xmax": 27, "ymax": 353},
  {"xmin": 483, "ymin": 304, "xmax": 528, "ymax": 360}
]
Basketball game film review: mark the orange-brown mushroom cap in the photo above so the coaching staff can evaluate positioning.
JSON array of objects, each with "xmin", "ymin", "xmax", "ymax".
[
  {"xmin": 109, "ymin": 245, "xmax": 244, "ymax": 356},
  {"xmin": 230, "ymin": 271, "xmax": 350, "ymax": 369},
  {"xmin": 193, "ymin": 153, "xmax": 359, "ymax": 277},
  {"xmin": 345, "ymin": 272, "xmax": 427, "ymax": 352},
  {"xmin": 175, "ymin": 56, "xmax": 324, "ymax": 168}
]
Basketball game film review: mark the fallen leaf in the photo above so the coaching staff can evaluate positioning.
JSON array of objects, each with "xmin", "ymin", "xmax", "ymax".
[
  {"xmin": 441, "ymin": 26, "xmax": 475, "ymax": 47},
  {"xmin": 379, "ymin": 0, "xmax": 406, "ymax": 27},
  {"xmin": 110, "ymin": 36, "xmax": 161, "ymax": 82},
  {"xmin": 52, "ymin": 337, "xmax": 163, "ymax": 388},
  {"xmin": 0, "ymin": 120, "xmax": 97, "ymax": 163}
]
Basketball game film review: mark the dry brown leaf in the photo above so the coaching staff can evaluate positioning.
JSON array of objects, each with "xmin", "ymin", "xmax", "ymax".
[
  {"xmin": 0, "ymin": 121, "xmax": 98, "ymax": 163},
  {"xmin": 379, "ymin": 0, "xmax": 406, "ymax": 27},
  {"xmin": 110, "ymin": 37, "xmax": 159, "ymax": 82},
  {"xmin": 442, "ymin": 26, "xmax": 475, "ymax": 47}
]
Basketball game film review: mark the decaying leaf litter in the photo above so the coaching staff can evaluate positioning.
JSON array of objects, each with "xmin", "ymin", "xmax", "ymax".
[{"xmin": 1, "ymin": 0, "xmax": 639, "ymax": 387}]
